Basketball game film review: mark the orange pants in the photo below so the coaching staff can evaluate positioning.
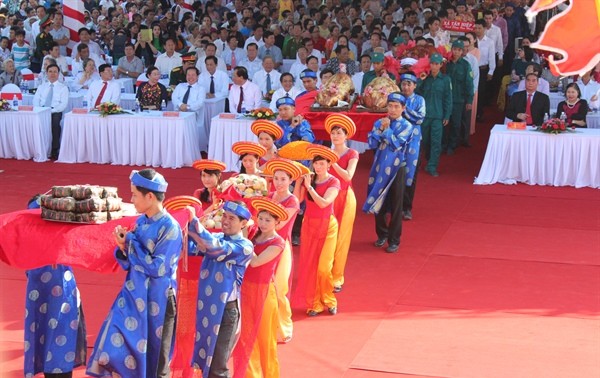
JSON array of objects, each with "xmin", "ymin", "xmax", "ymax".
[
  {"xmin": 307, "ymin": 215, "xmax": 338, "ymax": 313},
  {"xmin": 273, "ymin": 240, "xmax": 293, "ymax": 342},
  {"xmin": 246, "ymin": 282, "xmax": 280, "ymax": 378},
  {"xmin": 332, "ymin": 188, "xmax": 356, "ymax": 288}
]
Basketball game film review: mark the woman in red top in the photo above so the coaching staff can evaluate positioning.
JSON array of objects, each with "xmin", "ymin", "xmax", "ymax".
[
  {"xmin": 293, "ymin": 145, "xmax": 340, "ymax": 316},
  {"xmin": 556, "ymin": 83, "xmax": 589, "ymax": 128},
  {"xmin": 264, "ymin": 158, "xmax": 302, "ymax": 342},
  {"xmin": 232, "ymin": 141, "xmax": 267, "ymax": 175},
  {"xmin": 232, "ymin": 198, "xmax": 287, "ymax": 378},
  {"xmin": 192, "ymin": 159, "xmax": 226, "ymax": 211},
  {"xmin": 325, "ymin": 114, "xmax": 359, "ymax": 293},
  {"xmin": 250, "ymin": 120, "xmax": 283, "ymax": 169}
]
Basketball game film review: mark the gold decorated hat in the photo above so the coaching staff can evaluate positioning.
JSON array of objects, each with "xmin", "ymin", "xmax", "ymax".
[
  {"xmin": 251, "ymin": 197, "xmax": 289, "ymax": 221},
  {"xmin": 232, "ymin": 141, "xmax": 267, "ymax": 158},
  {"xmin": 192, "ymin": 159, "xmax": 227, "ymax": 172},
  {"xmin": 306, "ymin": 144, "xmax": 339, "ymax": 164},
  {"xmin": 324, "ymin": 113, "xmax": 356, "ymax": 138},
  {"xmin": 251, "ymin": 119, "xmax": 284, "ymax": 140},
  {"xmin": 264, "ymin": 158, "xmax": 303, "ymax": 180}
]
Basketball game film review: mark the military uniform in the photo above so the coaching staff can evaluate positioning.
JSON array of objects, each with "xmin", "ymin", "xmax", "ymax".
[
  {"xmin": 169, "ymin": 51, "xmax": 196, "ymax": 87},
  {"xmin": 416, "ymin": 54, "xmax": 452, "ymax": 175},
  {"xmin": 445, "ymin": 42, "xmax": 474, "ymax": 153},
  {"xmin": 34, "ymin": 17, "xmax": 54, "ymax": 72}
]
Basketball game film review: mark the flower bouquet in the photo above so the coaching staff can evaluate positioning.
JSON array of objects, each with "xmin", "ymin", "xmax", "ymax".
[
  {"xmin": 263, "ymin": 89, "xmax": 276, "ymax": 102},
  {"xmin": 0, "ymin": 99, "xmax": 12, "ymax": 111},
  {"xmin": 218, "ymin": 174, "xmax": 268, "ymax": 200},
  {"xmin": 537, "ymin": 118, "xmax": 572, "ymax": 134},
  {"xmin": 96, "ymin": 102, "xmax": 129, "ymax": 117},
  {"xmin": 247, "ymin": 107, "xmax": 277, "ymax": 120}
]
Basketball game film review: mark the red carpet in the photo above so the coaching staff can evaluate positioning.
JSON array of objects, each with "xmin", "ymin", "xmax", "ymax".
[{"xmin": 1, "ymin": 110, "xmax": 599, "ymax": 377}]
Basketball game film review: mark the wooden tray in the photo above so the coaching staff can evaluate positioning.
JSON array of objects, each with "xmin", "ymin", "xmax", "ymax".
[{"xmin": 309, "ymin": 93, "xmax": 358, "ymax": 112}]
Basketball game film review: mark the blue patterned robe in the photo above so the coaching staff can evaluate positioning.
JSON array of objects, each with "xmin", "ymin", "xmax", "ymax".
[
  {"xmin": 363, "ymin": 117, "xmax": 420, "ymax": 214},
  {"xmin": 24, "ymin": 265, "xmax": 87, "ymax": 377},
  {"xmin": 87, "ymin": 210, "xmax": 182, "ymax": 378},
  {"xmin": 403, "ymin": 92, "xmax": 427, "ymax": 128},
  {"xmin": 275, "ymin": 119, "xmax": 315, "ymax": 148},
  {"xmin": 187, "ymin": 218, "xmax": 253, "ymax": 378}
]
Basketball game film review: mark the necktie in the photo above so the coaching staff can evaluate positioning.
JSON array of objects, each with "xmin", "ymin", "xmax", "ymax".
[
  {"xmin": 266, "ymin": 48, "xmax": 271, "ymax": 56},
  {"xmin": 45, "ymin": 83, "xmax": 53, "ymax": 107},
  {"xmin": 182, "ymin": 85, "xmax": 191, "ymax": 104},
  {"xmin": 525, "ymin": 93, "xmax": 532, "ymax": 125},
  {"xmin": 237, "ymin": 85, "xmax": 244, "ymax": 113},
  {"xmin": 285, "ymin": 92, "xmax": 289, "ymax": 97},
  {"xmin": 231, "ymin": 50, "xmax": 236, "ymax": 68},
  {"xmin": 210, "ymin": 76, "xmax": 215, "ymax": 94},
  {"xmin": 266, "ymin": 72, "xmax": 271, "ymax": 92},
  {"xmin": 95, "ymin": 81, "xmax": 108, "ymax": 108}
]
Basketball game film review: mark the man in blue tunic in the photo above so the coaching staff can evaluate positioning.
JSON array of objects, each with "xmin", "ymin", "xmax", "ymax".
[
  {"xmin": 363, "ymin": 93, "xmax": 420, "ymax": 253},
  {"xmin": 24, "ymin": 195, "xmax": 87, "ymax": 378},
  {"xmin": 274, "ymin": 96, "xmax": 315, "ymax": 149},
  {"xmin": 398, "ymin": 72, "xmax": 426, "ymax": 221},
  {"xmin": 187, "ymin": 201, "xmax": 254, "ymax": 378},
  {"xmin": 87, "ymin": 169, "xmax": 182, "ymax": 378}
]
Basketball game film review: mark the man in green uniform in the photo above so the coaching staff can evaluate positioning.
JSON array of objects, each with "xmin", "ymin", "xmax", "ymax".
[
  {"xmin": 169, "ymin": 51, "xmax": 197, "ymax": 89},
  {"xmin": 361, "ymin": 52, "xmax": 396, "ymax": 93},
  {"xmin": 417, "ymin": 53, "xmax": 452, "ymax": 177},
  {"xmin": 444, "ymin": 40, "xmax": 474, "ymax": 155},
  {"xmin": 35, "ymin": 16, "xmax": 54, "ymax": 73}
]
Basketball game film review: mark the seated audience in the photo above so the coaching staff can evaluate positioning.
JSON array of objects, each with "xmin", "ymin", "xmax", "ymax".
[
  {"xmin": 556, "ymin": 83, "xmax": 589, "ymax": 128},
  {"xmin": 506, "ymin": 73, "xmax": 550, "ymax": 126}
]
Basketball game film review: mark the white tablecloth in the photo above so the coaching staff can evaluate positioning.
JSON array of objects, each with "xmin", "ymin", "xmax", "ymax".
[
  {"xmin": 208, "ymin": 116, "xmax": 258, "ymax": 171},
  {"xmin": 0, "ymin": 107, "xmax": 52, "ymax": 162},
  {"xmin": 474, "ymin": 124, "xmax": 600, "ymax": 188},
  {"xmin": 58, "ymin": 111, "xmax": 200, "ymax": 168},
  {"xmin": 23, "ymin": 93, "xmax": 83, "ymax": 113}
]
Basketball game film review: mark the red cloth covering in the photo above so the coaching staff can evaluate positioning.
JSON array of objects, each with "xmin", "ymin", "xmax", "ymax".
[
  {"xmin": 232, "ymin": 235, "xmax": 285, "ymax": 378},
  {"xmin": 0, "ymin": 209, "xmax": 189, "ymax": 273},
  {"xmin": 302, "ymin": 104, "xmax": 384, "ymax": 142}
]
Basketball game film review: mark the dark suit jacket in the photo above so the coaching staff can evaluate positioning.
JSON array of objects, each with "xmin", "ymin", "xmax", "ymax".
[{"xmin": 506, "ymin": 90, "xmax": 550, "ymax": 126}]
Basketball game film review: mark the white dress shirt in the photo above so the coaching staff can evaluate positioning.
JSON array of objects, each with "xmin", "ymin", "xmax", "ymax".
[
  {"xmin": 196, "ymin": 55, "xmax": 227, "ymax": 74},
  {"xmin": 252, "ymin": 69, "xmax": 282, "ymax": 95},
  {"xmin": 516, "ymin": 77, "xmax": 550, "ymax": 97},
  {"xmin": 221, "ymin": 47, "xmax": 246, "ymax": 68},
  {"xmin": 72, "ymin": 72, "xmax": 101, "ymax": 91},
  {"xmin": 269, "ymin": 87, "xmax": 301, "ymax": 111},
  {"xmin": 198, "ymin": 70, "xmax": 230, "ymax": 99},
  {"xmin": 424, "ymin": 30, "xmax": 450, "ymax": 48},
  {"xmin": 352, "ymin": 72, "xmax": 365, "ymax": 94},
  {"xmin": 289, "ymin": 61, "xmax": 307, "ymax": 79},
  {"xmin": 464, "ymin": 53, "xmax": 480, "ymax": 90},
  {"xmin": 32, "ymin": 80, "xmax": 69, "ymax": 113},
  {"xmin": 576, "ymin": 79, "xmax": 600, "ymax": 104},
  {"xmin": 44, "ymin": 54, "xmax": 68, "ymax": 74},
  {"xmin": 302, "ymin": 49, "xmax": 323, "ymax": 63},
  {"xmin": 239, "ymin": 57, "xmax": 263, "ymax": 79},
  {"xmin": 71, "ymin": 40, "xmax": 103, "ymax": 59},
  {"xmin": 71, "ymin": 53, "xmax": 105, "ymax": 76},
  {"xmin": 476, "ymin": 35, "xmax": 496, "ymax": 75},
  {"xmin": 155, "ymin": 52, "xmax": 182, "ymax": 77},
  {"xmin": 87, "ymin": 79, "xmax": 122, "ymax": 107},
  {"xmin": 172, "ymin": 81, "xmax": 206, "ymax": 112},
  {"xmin": 244, "ymin": 36, "xmax": 265, "ymax": 49},
  {"xmin": 485, "ymin": 24, "xmax": 504, "ymax": 59},
  {"xmin": 228, "ymin": 80, "xmax": 262, "ymax": 113}
]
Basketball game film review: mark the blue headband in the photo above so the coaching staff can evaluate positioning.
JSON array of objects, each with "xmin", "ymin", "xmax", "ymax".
[
  {"xmin": 400, "ymin": 73, "xmax": 418, "ymax": 83},
  {"xmin": 300, "ymin": 70, "xmax": 317, "ymax": 79},
  {"xmin": 276, "ymin": 96, "xmax": 295, "ymax": 107},
  {"xmin": 130, "ymin": 170, "xmax": 168, "ymax": 192},
  {"xmin": 387, "ymin": 92, "xmax": 407, "ymax": 105},
  {"xmin": 223, "ymin": 201, "xmax": 252, "ymax": 220}
]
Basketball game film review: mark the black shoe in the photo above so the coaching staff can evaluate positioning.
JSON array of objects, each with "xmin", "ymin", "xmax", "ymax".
[
  {"xmin": 385, "ymin": 244, "xmax": 399, "ymax": 253},
  {"xmin": 328, "ymin": 307, "xmax": 337, "ymax": 315},
  {"xmin": 374, "ymin": 237, "xmax": 387, "ymax": 247},
  {"xmin": 333, "ymin": 286, "xmax": 342, "ymax": 293},
  {"xmin": 461, "ymin": 141, "xmax": 472, "ymax": 148},
  {"xmin": 292, "ymin": 235, "xmax": 300, "ymax": 246},
  {"xmin": 403, "ymin": 210, "xmax": 413, "ymax": 220},
  {"xmin": 426, "ymin": 169, "xmax": 439, "ymax": 177}
]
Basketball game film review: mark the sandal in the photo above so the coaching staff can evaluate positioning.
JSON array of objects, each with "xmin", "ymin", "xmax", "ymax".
[
  {"xmin": 333, "ymin": 286, "xmax": 342, "ymax": 293},
  {"xmin": 307, "ymin": 310, "xmax": 319, "ymax": 317}
]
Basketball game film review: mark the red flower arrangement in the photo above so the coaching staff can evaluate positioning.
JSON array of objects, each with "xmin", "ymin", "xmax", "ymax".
[
  {"xmin": 248, "ymin": 107, "xmax": 276, "ymax": 120},
  {"xmin": 96, "ymin": 102, "xmax": 128, "ymax": 117},
  {"xmin": 537, "ymin": 117, "xmax": 572, "ymax": 134}
]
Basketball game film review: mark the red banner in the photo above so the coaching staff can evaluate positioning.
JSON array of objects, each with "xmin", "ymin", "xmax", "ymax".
[{"xmin": 442, "ymin": 20, "xmax": 474, "ymax": 32}]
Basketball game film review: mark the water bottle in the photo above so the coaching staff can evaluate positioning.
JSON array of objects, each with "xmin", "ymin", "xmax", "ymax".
[
  {"xmin": 161, "ymin": 99, "xmax": 166, "ymax": 111},
  {"xmin": 559, "ymin": 112, "xmax": 566, "ymax": 123},
  {"xmin": 82, "ymin": 99, "xmax": 88, "ymax": 110},
  {"xmin": 12, "ymin": 95, "xmax": 19, "ymax": 109},
  {"xmin": 135, "ymin": 99, "xmax": 141, "ymax": 113},
  {"xmin": 141, "ymin": 56, "xmax": 146, "ymax": 68}
]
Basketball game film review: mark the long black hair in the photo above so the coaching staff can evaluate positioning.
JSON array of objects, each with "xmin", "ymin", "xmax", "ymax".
[
  {"xmin": 306, "ymin": 155, "xmax": 328, "ymax": 202},
  {"xmin": 200, "ymin": 168, "xmax": 222, "ymax": 203}
]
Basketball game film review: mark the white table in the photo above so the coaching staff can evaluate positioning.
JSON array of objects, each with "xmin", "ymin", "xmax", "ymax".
[
  {"xmin": 475, "ymin": 124, "xmax": 600, "ymax": 188},
  {"xmin": 23, "ymin": 92, "xmax": 83, "ymax": 113},
  {"xmin": 58, "ymin": 111, "xmax": 201, "ymax": 168},
  {"xmin": 208, "ymin": 116, "xmax": 258, "ymax": 171},
  {"xmin": 587, "ymin": 113, "xmax": 600, "ymax": 129},
  {"xmin": 0, "ymin": 107, "xmax": 52, "ymax": 162}
]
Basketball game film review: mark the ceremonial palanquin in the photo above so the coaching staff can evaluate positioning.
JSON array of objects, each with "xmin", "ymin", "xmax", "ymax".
[{"xmin": 315, "ymin": 73, "xmax": 355, "ymax": 107}]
